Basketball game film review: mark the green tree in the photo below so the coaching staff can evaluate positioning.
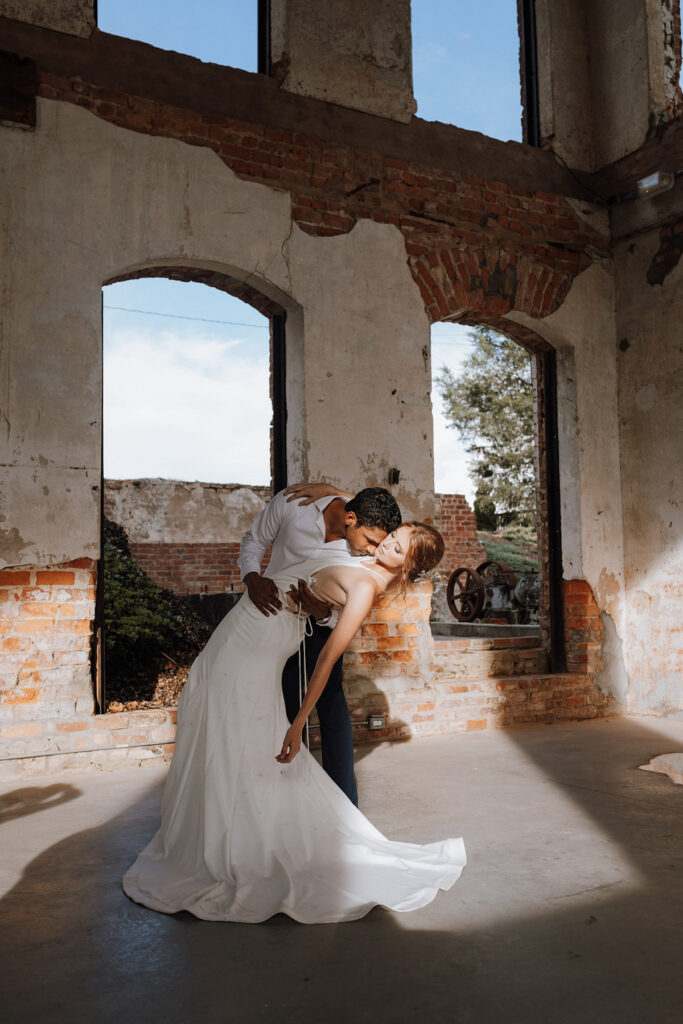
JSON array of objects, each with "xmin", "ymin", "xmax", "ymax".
[{"xmin": 436, "ymin": 327, "xmax": 537, "ymax": 526}]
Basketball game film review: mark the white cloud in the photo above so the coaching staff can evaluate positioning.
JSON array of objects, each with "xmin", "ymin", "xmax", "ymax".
[
  {"xmin": 431, "ymin": 326, "xmax": 476, "ymax": 501},
  {"xmin": 433, "ymin": 409, "xmax": 473, "ymax": 500},
  {"xmin": 103, "ymin": 328, "xmax": 271, "ymax": 484},
  {"xmin": 103, "ymin": 324, "xmax": 476, "ymax": 503}
]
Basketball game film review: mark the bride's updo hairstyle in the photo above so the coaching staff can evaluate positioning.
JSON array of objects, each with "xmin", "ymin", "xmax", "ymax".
[{"xmin": 400, "ymin": 521, "xmax": 445, "ymax": 588}]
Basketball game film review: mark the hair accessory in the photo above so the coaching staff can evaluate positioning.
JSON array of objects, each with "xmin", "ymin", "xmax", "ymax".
[{"xmin": 409, "ymin": 568, "xmax": 439, "ymax": 584}]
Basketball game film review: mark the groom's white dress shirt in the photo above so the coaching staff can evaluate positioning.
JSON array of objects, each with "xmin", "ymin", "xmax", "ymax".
[{"xmin": 237, "ymin": 489, "xmax": 348, "ymax": 581}]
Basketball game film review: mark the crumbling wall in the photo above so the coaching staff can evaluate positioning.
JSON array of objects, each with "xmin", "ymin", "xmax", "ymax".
[
  {"xmin": 104, "ymin": 480, "xmax": 270, "ymax": 547},
  {"xmin": 613, "ymin": 221, "xmax": 683, "ymax": 717},
  {"xmin": 0, "ymin": 98, "xmax": 439, "ymax": 573},
  {"xmin": 103, "ymin": 480, "xmax": 271, "ymax": 595},
  {"xmin": 534, "ymin": 0, "xmax": 683, "ymax": 170},
  {"xmin": 0, "ymin": 560, "xmax": 96, "ymax": 726},
  {"xmin": 270, "ymin": 0, "xmax": 416, "ymax": 123},
  {"xmin": 2, "ymin": 12, "xmax": 672, "ymax": 775},
  {"xmin": 433, "ymin": 494, "xmax": 487, "ymax": 573},
  {"xmin": 507, "ymin": 262, "xmax": 628, "ymax": 707},
  {"xmin": 103, "ymin": 480, "xmax": 483, "ymax": 598},
  {"xmin": 0, "ymin": 1, "xmax": 94, "ymax": 38}
]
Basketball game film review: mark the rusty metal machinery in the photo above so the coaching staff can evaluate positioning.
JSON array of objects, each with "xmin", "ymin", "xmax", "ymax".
[
  {"xmin": 446, "ymin": 560, "xmax": 539, "ymax": 624},
  {"xmin": 446, "ymin": 567, "xmax": 485, "ymax": 622}
]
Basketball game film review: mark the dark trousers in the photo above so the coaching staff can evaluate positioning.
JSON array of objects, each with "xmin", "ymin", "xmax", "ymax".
[{"xmin": 282, "ymin": 620, "xmax": 358, "ymax": 806}]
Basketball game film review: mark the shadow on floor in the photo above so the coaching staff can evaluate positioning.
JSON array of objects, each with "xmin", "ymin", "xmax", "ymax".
[
  {"xmin": 0, "ymin": 783, "xmax": 82, "ymax": 825},
  {"xmin": 1, "ymin": 717, "xmax": 682, "ymax": 1024}
]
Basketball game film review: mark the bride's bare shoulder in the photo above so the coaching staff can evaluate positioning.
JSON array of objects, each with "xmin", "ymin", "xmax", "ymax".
[{"xmin": 332, "ymin": 564, "xmax": 382, "ymax": 594}]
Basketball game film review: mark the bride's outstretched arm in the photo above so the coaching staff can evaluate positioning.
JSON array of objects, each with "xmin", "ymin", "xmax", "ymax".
[{"xmin": 275, "ymin": 578, "xmax": 377, "ymax": 764}]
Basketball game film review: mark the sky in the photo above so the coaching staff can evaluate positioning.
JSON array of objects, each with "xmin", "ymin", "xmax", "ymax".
[{"xmin": 99, "ymin": 2, "xmax": 524, "ymax": 498}]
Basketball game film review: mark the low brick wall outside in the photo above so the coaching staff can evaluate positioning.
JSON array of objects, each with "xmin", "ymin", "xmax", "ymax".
[
  {"xmin": 114, "ymin": 488, "xmax": 485, "ymax": 600},
  {"xmin": 128, "ymin": 542, "xmax": 270, "ymax": 596},
  {"xmin": 434, "ymin": 493, "xmax": 487, "ymax": 574}
]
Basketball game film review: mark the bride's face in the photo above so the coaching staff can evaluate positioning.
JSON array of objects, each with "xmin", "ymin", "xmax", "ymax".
[{"xmin": 374, "ymin": 526, "xmax": 413, "ymax": 571}]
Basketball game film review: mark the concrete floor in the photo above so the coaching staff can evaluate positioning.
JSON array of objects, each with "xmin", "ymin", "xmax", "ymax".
[{"xmin": 1, "ymin": 715, "xmax": 682, "ymax": 1024}]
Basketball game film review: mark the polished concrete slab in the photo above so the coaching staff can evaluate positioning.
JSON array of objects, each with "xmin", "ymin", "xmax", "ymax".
[{"xmin": 1, "ymin": 715, "xmax": 682, "ymax": 1024}]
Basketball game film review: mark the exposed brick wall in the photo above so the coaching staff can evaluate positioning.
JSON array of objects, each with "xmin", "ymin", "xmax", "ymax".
[
  {"xmin": 128, "ymin": 542, "xmax": 269, "ymax": 596},
  {"xmin": 119, "ymin": 491, "xmax": 479, "ymax": 599},
  {"xmin": 1, "ymin": 569, "xmax": 613, "ymax": 777},
  {"xmin": 0, "ymin": 28, "xmax": 619, "ymax": 776},
  {"xmin": 0, "ymin": 560, "xmax": 96, "ymax": 728},
  {"xmin": 1, "ymin": 659, "xmax": 610, "ymax": 777},
  {"xmin": 0, "ymin": 707, "xmax": 177, "ymax": 780},
  {"xmin": 320, "ymin": 582, "xmax": 442, "ymax": 743},
  {"xmin": 35, "ymin": 71, "xmax": 606, "ymax": 327},
  {"xmin": 292, "ymin": 596, "xmax": 609, "ymax": 747},
  {"xmin": 563, "ymin": 578, "xmax": 605, "ymax": 676},
  {"xmin": 433, "ymin": 493, "xmax": 487, "ymax": 573}
]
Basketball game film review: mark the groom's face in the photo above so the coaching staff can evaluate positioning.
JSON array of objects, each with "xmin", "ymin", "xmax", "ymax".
[{"xmin": 344, "ymin": 513, "xmax": 387, "ymax": 556}]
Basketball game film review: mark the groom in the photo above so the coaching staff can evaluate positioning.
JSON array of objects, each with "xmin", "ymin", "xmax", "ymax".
[{"xmin": 237, "ymin": 484, "xmax": 402, "ymax": 805}]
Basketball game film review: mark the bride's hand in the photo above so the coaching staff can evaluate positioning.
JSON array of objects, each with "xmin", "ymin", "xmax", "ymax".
[{"xmin": 276, "ymin": 725, "xmax": 303, "ymax": 764}]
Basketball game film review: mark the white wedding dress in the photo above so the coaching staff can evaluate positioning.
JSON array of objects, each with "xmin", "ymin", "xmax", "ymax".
[{"xmin": 122, "ymin": 555, "xmax": 466, "ymax": 923}]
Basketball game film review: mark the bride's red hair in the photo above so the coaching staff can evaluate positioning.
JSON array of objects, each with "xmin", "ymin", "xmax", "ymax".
[{"xmin": 399, "ymin": 521, "xmax": 445, "ymax": 588}]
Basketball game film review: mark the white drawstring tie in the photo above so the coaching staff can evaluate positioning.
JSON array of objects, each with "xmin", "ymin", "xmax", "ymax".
[{"xmin": 296, "ymin": 607, "xmax": 314, "ymax": 765}]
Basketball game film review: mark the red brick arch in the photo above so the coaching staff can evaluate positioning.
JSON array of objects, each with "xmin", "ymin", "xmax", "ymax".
[{"xmin": 409, "ymin": 246, "xmax": 585, "ymax": 325}]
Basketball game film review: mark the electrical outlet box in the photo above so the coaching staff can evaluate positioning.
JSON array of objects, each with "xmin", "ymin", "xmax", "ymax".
[{"xmin": 367, "ymin": 714, "xmax": 386, "ymax": 730}]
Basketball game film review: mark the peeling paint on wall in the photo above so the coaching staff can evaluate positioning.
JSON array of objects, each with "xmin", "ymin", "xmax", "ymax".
[
  {"xmin": 596, "ymin": 610, "xmax": 629, "ymax": 708},
  {"xmin": 0, "ymin": 525, "xmax": 33, "ymax": 566}
]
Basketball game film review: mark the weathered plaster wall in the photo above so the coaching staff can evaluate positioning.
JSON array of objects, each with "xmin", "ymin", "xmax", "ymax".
[
  {"xmin": 103, "ymin": 480, "xmax": 270, "ymax": 544},
  {"xmin": 0, "ymin": 99, "xmax": 434, "ymax": 570},
  {"xmin": 507, "ymin": 261, "xmax": 629, "ymax": 707},
  {"xmin": 535, "ymin": 0, "xmax": 595, "ymax": 170},
  {"xmin": 286, "ymin": 219, "xmax": 434, "ymax": 511},
  {"xmin": 0, "ymin": 0, "xmax": 94, "ymax": 37},
  {"xmin": 270, "ymin": 0, "xmax": 416, "ymax": 123},
  {"xmin": 103, "ymin": 480, "xmax": 272, "ymax": 596},
  {"xmin": 588, "ymin": 0, "xmax": 654, "ymax": 169},
  {"xmin": 535, "ymin": 0, "xmax": 682, "ymax": 170},
  {"xmin": 614, "ymin": 227, "xmax": 683, "ymax": 717}
]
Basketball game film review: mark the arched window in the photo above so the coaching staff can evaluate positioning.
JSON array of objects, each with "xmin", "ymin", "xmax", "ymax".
[{"xmin": 98, "ymin": 271, "xmax": 286, "ymax": 712}]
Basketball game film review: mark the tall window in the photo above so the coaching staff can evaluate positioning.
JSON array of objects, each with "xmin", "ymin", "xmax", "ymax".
[
  {"xmin": 100, "ymin": 276, "xmax": 272, "ymax": 712},
  {"xmin": 411, "ymin": 0, "xmax": 523, "ymax": 141},
  {"xmin": 103, "ymin": 279, "xmax": 270, "ymax": 483},
  {"xmin": 430, "ymin": 321, "xmax": 542, "ymax": 631},
  {"xmin": 97, "ymin": 0, "xmax": 259, "ymax": 72}
]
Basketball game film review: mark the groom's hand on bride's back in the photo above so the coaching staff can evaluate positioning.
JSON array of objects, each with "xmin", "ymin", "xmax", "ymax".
[{"xmin": 244, "ymin": 572, "xmax": 282, "ymax": 616}]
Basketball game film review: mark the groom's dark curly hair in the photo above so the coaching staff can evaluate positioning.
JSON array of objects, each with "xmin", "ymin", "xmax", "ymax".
[{"xmin": 345, "ymin": 488, "xmax": 401, "ymax": 533}]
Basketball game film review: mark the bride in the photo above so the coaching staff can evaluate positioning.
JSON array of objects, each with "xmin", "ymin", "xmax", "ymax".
[{"xmin": 123, "ymin": 521, "xmax": 466, "ymax": 923}]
